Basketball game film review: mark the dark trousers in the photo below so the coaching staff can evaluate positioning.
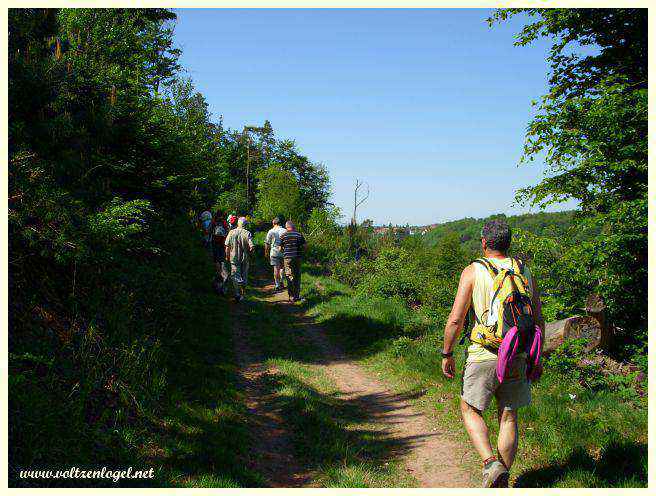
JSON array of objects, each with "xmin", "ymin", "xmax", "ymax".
[{"xmin": 283, "ymin": 257, "xmax": 302, "ymax": 300}]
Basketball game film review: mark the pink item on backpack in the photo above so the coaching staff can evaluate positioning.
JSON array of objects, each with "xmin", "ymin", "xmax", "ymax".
[
  {"xmin": 496, "ymin": 325, "xmax": 543, "ymax": 383},
  {"xmin": 496, "ymin": 326, "xmax": 520, "ymax": 383},
  {"xmin": 526, "ymin": 325, "xmax": 543, "ymax": 382}
]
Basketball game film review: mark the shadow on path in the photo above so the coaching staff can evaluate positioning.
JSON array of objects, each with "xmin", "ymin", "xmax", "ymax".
[{"xmin": 230, "ymin": 266, "xmax": 472, "ymax": 487}]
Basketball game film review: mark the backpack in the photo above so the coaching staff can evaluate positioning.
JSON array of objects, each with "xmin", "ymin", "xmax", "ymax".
[
  {"xmin": 214, "ymin": 223, "xmax": 227, "ymax": 239},
  {"xmin": 469, "ymin": 258, "xmax": 542, "ymax": 383}
]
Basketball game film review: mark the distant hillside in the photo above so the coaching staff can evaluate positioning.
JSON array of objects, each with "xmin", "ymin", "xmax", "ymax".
[{"xmin": 422, "ymin": 210, "xmax": 578, "ymax": 251}]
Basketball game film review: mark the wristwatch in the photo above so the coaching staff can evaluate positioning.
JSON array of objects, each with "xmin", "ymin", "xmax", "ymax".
[{"xmin": 441, "ymin": 351, "xmax": 453, "ymax": 358}]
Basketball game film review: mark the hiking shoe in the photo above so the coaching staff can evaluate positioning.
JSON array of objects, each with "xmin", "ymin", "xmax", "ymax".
[{"xmin": 482, "ymin": 460, "xmax": 509, "ymax": 488}]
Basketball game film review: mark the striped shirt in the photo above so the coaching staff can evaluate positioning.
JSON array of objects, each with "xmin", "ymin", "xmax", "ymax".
[{"xmin": 280, "ymin": 230, "xmax": 305, "ymax": 258}]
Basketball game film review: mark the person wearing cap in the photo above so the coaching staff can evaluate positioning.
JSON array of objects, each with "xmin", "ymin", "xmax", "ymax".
[{"xmin": 224, "ymin": 216, "xmax": 255, "ymax": 302}]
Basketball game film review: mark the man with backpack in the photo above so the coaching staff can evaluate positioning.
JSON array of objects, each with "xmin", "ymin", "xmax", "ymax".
[{"xmin": 441, "ymin": 219, "xmax": 544, "ymax": 488}]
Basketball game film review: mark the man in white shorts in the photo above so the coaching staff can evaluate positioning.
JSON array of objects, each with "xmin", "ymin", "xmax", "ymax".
[{"xmin": 264, "ymin": 217, "xmax": 287, "ymax": 292}]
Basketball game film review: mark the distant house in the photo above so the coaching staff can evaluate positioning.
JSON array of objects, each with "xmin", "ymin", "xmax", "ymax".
[{"xmin": 373, "ymin": 223, "xmax": 439, "ymax": 238}]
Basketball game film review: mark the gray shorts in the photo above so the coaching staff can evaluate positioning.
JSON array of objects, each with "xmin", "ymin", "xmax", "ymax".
[
  {"xmin": 461, "ymin": 358, "xmax": 531, "ymax": 412},
  {"xmin": 270, "ymin": 255, "xmax": 284, "ymax": 268}
]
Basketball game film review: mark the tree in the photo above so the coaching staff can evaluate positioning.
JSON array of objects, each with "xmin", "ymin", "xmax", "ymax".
[
  {"xmin": 307, "ymin": 205, "xmax": 342, "ymax": 237},
  {"xmin": 254, "ymin": 164, "xmax": 302, "ymax": 223},
  {"xmin": 8, "ymin": 9, "xmax": 335, "ymax": 480},
  {"xmin": 351, "ymin": 179, "xmax": 370, "ymax": 225},
  {"xmin": 490, "ymin": 8, "xmax": 647, "ymax": 350},
  {"xmin": 271, "ymin": 139, "xmax": 331, "ymax": 214},
  {"xmin": 214, "ymin": 184, "xmax": 249, "ymax": 216}
]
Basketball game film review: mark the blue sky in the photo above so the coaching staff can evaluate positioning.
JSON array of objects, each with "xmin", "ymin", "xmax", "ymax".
[{"xmin": 173, "ymin": 9, "xmax": 577, "ymax": 226}]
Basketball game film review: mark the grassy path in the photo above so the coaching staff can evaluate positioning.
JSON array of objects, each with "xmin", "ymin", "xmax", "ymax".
[
  {"xmin": 300, "ymin": 270, "xmax": 648, "ymax": 488},
  {"xmin": 230, "ymin": 266, "xmax": 473, "ymax": 487},
  {"xmin": 230, "ymin": 297, "xmax": 311, "ymax": 487},
  {"xmin": 135, "ymin": 237, "xmax": 645, "ymax": 488}
]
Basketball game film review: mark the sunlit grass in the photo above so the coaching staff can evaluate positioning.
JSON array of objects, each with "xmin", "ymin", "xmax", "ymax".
[{"xmin": 300, "ymin": 271, "xmax": 647, "ymax": 488}]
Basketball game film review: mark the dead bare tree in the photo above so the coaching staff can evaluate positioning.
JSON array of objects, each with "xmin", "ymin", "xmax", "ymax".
[
  {"xmin": 348, "ymin": 179, "xmax": 370, "ymax": 257},
  {"xmin": 352, "ymin": 179, "xmax": 370, "ymax": 226}
]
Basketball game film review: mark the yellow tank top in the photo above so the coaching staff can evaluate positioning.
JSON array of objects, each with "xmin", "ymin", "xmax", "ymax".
[{"xmin": 466, "ymin": 257, "xmax": 534, "ymax": 363}]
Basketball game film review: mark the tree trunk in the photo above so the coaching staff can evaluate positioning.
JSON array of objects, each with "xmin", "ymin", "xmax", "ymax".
[
  {"xmin": 542, "ymin": 316, "xmax": 603, "ymax": 355},
  {"xmin": 585, "ymin": 293, "xmax": 613, "ymax": 351}
]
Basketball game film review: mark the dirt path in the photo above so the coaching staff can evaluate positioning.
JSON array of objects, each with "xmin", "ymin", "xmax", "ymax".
[
  {"xmin": 231, "ymin": 301, "xmax": 314, "ymax": 487},
  {"xmin": 232, "ymin": 276, "xmax": 473, "ymax": 488}
]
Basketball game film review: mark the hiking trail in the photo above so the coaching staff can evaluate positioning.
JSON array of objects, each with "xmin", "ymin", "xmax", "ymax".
[{"xmin": 231, "ymin": 273, "xmax": 474, "ymax": 488}]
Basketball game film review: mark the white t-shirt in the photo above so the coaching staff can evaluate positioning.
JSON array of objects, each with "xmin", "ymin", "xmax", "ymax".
[{"xmin": 265, "ymin": 226, "xmax": 287, "ymax": 258}]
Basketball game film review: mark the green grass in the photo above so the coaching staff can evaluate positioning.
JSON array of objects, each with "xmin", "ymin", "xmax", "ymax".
[{"xmin": 299, "ymin": 270, "xmax": 648, "ymax": 488}]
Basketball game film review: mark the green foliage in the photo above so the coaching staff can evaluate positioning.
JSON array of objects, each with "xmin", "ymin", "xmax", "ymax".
[
  {"xmin": 544, "ymin": 339, "xmax": 645, "ymax": 405},
  {"xmin": 254, "ymin": 164, "xmax": 303, "ymax": 223},
  {"xmin": 305, "ymin": 206, "xmax": 343, "ymax": 264},
  {"xmin": 422, "ymin": 210, "xmax": 578, "ymax": 252},
  {"xmin": 214, "ymin": 184, "xmax": 249, "ymax": 216},
  {"xmin": 342, "ymin": 240, "xmax": 467, "ymax": 316},
  {"xmin": 272, "ymin": 139, "xmax": 331, "ymax": 215},
  {"xmin": 88, "ymin": 198, "xmax": 155, "ymax": 254},
  {"xmin": 307, "ymin": 205, "xmax": 342, "ymax": 236},
  {"xmin": 490, "ymin": 8, "xmax": 647, "ymax": 353},
  {"xmin": 8, "ymin": 8, "xmax": 330, "ymax": 486}
]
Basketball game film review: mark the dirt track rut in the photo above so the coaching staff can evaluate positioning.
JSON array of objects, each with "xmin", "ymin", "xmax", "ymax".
[{"xmin": 232, "ymin": 279, "xmax": 473, "ymax": 488}]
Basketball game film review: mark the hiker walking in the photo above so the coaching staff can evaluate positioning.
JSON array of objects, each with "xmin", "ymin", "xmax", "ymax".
[
  {"xmin": 441, "ymin": 219, "xmax": 544, "ymax": 487},
  {"xmin": 224, "ymin": 216, "xmax": 255, "ymax": 302},
  {"xmin": 211, "ymin": 210, "xmax": 230, "ymax": 295},
  {"xmin": 199, "ymin": 209, "xmax": 213, "ymax": 248},
  {"xmin": 279, "ymin": 220, "xmax": 306, "ymax": 303},
  {"xmin": 265, "ymin": 217, "xmax": 287, "ymax": 292},
  {"xmin": 218, "ymin": 213, "xmax": 238, "ymax": 293}
]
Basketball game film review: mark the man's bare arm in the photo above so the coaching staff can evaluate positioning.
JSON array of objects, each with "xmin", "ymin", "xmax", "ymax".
[
  {"xmin": 441, "ymin": 264, "xmax": 474, "ymax": 379},
  {"xmin": 443, "ymin": 264, "xmax": 475, "ymax": 354}
]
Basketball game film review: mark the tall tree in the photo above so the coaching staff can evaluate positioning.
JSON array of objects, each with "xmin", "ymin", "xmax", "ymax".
[
  {"xmin": 254, "ymin": 164, "xmax": 302, "ymax": 223},
  {"xmin": 490, "ymin": 9, "xmax": 647, "ymax": 347}
]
